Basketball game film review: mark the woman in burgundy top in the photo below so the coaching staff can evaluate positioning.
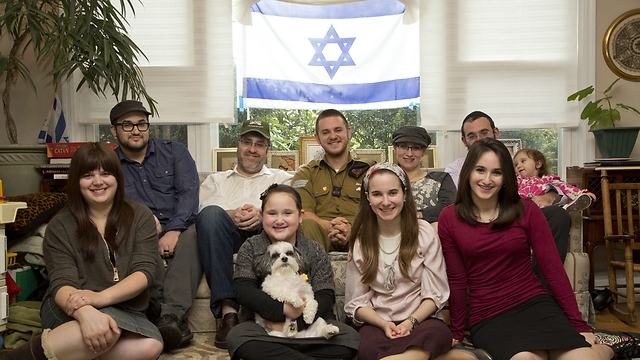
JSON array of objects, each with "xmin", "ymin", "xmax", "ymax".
[{"xmin": 438, "ymin": 138, "xmax": 613, "ymax": 360}]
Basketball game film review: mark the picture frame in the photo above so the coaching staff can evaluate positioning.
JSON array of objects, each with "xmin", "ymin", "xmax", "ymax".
[
  {"xmin": 299, "ymin": 136, "xmax": 324, "ymax": 164},
  {"xmin": 267, "ymin": 150, "xmax": 300, "ymax": 171},
  {"xmin": 352, "ymin": 149, "xmax": 386, "ymax": 164},
  {"xmin": 388, "ymin": 145, "xmax": 438, "ymax": 168},
  {"xmin": 213, "ymin": 148, "xmax": 237, "ymax": 172},
  {"xmin": 603, "ymin": 9, "xmax": 640, "ymax": 81},
  {"xmin": 499, "ymin": 139, "xmax": 522, "ymax": 156}
]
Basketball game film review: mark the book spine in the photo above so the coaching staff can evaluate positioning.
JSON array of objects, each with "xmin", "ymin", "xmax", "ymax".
[
  {"xmin": 53, "ymin": 174, "xmax": 68, "ymax": 180},
  {"xmin": 41, "ymin": 169, "xmax": 69, "ymax": 175},
  {"xmin": 46, "ymin": 142, "xmax": 118, "ymax": 158}
]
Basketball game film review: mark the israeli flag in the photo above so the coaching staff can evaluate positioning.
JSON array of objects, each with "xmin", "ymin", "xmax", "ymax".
[
  {"xmin": 239, "ymin": 0, "xmax": 419, "ymax": 110},
  {"xmin": 37, "ymin": 94, "xmax": 69, "ymax": 143}
]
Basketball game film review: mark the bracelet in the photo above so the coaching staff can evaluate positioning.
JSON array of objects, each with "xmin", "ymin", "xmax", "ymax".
[{"xmin": 407, "ymin": 316, "xmax": 419, "ymax": 331}]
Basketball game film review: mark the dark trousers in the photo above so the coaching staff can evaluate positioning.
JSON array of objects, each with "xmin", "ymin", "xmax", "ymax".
[
  {"xmin": 533, "ymin": 205, "xmax": 570, "ymax": 287},
  {"xmin": 234, "ymin": 340, "xmax": 357, "ymax": 360}
]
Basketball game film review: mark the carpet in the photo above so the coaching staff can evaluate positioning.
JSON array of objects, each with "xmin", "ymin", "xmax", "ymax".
[{"xmin": 159, "ymin": 332, "xmax": 230, "ymax": 360}]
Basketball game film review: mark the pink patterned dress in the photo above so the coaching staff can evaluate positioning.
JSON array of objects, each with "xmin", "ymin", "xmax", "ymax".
[{"xmin": 517, "ymin": 174, "xmax": 587, "ymax": 201}]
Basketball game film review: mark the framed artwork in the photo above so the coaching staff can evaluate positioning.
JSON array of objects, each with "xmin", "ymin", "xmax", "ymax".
[
  {"xmin": 352, "ymin": 149, "xmax": 386, "ymax": 163},
  {"xmin": 499, "ymin": 139, "xmax": 522, "ymax": 156},
  {"xmin": 213, "ymin": 148, "xmax": 237, "ymax": 172},
  {"xmin": 268, "ymin": 150, "xmax": 300, "ymax": 171},
  {"xmin": 388, "ymin": 145, "xmax": 438, "ymax": 168},
  {"xmin": 603, "ymin": 9, "xmax": 640, "ymax": 81},
  {"xmin": 300, "ymin": 136, "xmax": 324, "ymax": 164}
]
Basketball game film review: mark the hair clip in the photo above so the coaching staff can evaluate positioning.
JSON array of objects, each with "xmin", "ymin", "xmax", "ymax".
[{"xmin": 260, "ymin": 183, "xmax": 279, "ymax": 201}]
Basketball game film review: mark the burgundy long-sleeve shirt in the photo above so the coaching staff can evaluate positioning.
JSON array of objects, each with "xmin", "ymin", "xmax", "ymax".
[{"xmin": 438, "ymin": 200, "xmax": 589, "ymax": 340}]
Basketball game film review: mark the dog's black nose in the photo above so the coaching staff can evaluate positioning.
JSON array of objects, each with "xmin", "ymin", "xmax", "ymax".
[{"xmin": 282, "ymin": 257, "xmax": 288, "ymax": 262}]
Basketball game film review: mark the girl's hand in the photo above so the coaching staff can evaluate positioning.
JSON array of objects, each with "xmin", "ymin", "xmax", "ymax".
[
  {"xmin": 452, "ymin": 338, "xmax": 460, "ymax": 346},
  {"xmin": 383, "ymin": 321, "xmax": 410, "ymax": 339},
  {"xmin": 75, "ymin": 307, "xmax": 121, "ymax": 353},
  {"xmin": 283, "ymin": 299, "xmax": 306, "ymax": 319},
  {"xmin": 65, "ymin": 290, "xmax": 103, "ymax": 315}
]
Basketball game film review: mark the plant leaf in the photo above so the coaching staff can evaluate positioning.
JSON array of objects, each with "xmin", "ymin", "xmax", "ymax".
[{"xmin": 567, "ymin": 86, "xmax": 594, "ymax": 101}]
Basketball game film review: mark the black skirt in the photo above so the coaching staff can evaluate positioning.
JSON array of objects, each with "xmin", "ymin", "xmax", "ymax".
[
  {"xmin": 358, "ymin": 317, "xmax": 452, "ymax": 360},
  {"xmin": 470, "ymin": 294, "xmax": 590, "ymax": 360}
]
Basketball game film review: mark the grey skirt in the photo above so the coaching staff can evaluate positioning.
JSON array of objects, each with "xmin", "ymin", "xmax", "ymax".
[
  {"xmin": 227, "ymin": 319, "xmax": 361, "ymax": 359},
  {"xmin": 40, "ymin": 297, "xmax": 162, "ymax": 344}
]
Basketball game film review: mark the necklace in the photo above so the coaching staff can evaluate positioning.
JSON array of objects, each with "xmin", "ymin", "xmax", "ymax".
[
  {"xmin": 379, "ymin": 237, "xmax": 401, "ymax": 255},
  {"xmin": 478, "ymin": 205, "xmax": 500, "ymax": 223}
]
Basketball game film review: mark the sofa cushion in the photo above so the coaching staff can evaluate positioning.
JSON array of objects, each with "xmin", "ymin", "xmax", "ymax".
[{"xmin": 5, "ymin": 193, "xmax": 67, "ymax": 240}]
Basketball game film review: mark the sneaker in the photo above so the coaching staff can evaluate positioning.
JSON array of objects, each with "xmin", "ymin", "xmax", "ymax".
[
  {"xmin": 563, "ymin": 193, "xmax": 593, "ymax": 214},
  {"xmin": 156, "ymin": 313, "xmax": 193, "ymax": 351},
  {"xmin": 593, "ymin": 329, "xmax": 640, "ymax": 360},
  {"xmin": 214, "ymin": 313, "xmax": 239, "ymax": 349}
]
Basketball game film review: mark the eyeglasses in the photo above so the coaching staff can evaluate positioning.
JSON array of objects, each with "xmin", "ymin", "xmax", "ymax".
[
  {"xmin": 240, "ymin": 138, "xmax": 269, "ymax": 149},
  {"xmin": 116, "ymin": 122, "xmax": 150, "ymax": 132},
  {"xmin": 396, "ymin": 143, "xmax": 424, "ymax": 152},
  {"xmin": 465, "ymin": 129, "xmax": 492, "ymax": 142}
]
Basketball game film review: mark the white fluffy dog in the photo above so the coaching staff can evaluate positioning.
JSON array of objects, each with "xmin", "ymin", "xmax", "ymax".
[{"xmin": 254, "ymin": 241, "xmax": 339, "ymax": 339}]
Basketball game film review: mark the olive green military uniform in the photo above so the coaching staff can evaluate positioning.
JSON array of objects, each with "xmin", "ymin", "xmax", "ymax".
[{"xmin": 292, "ymin": 155, "xmax": 374, "ymax": 252}]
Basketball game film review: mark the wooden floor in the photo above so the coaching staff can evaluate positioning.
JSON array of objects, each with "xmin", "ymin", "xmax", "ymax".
[{"xmin": 595, "ymin": 304, "xmax": 640, "ymax": 333}]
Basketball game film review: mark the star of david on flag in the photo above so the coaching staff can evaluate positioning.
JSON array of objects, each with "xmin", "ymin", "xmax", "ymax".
[{"xmin": 237, "ymin": 0, "xmax": 419, "ymax": 110}]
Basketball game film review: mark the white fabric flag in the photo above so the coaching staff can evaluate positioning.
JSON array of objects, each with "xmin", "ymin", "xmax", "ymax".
[
  {"xmin": 37, "ymin": 94, "xmax": 69, "ymax": 143},
  {"xmin": 239, "ymin": 0, "xmax": 419, "ymax": 110}
]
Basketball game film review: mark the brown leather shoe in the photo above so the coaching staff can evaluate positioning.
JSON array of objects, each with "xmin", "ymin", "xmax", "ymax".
[{"xmin": 214, "ymin": 313, "xmax": 239, "ymax": 349}]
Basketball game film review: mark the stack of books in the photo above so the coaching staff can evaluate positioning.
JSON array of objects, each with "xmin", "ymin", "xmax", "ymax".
[{"xmin": 39, "ymin": 142, "xmax": 118, "ymax": 179}]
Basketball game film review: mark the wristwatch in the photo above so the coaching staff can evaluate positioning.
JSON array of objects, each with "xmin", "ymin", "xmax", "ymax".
[{"xmin": 407, "ymin": 316, "xmax": 419, "ymax": 331}]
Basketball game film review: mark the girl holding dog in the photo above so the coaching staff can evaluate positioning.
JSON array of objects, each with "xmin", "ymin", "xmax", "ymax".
[
  {"xmin": 3, "ymin": 142, "xmax": 163, "ymax": 360},
  {"xmin": 438, "ymin": 138, "xmax": 613, "ymax": 360},
  {"xmin": 345, "ymin": 162, "xmax": 452, "ymax": 360},
  {"xmin": 227, "ymin": 183, "xmax": 360, "ymax": 360}
]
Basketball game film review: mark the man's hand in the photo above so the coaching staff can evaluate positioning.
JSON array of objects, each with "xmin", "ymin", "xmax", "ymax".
[
  {"xmin": 328, "ymin": 217, "xmax": 350, "ymax": 249},
  {"xmin": 158, "ymin": 230, "xmax": 180, "ymax": 258},
  {"xmin": 233, "ymin": 204, "xmax": 261, "ymax": 231},
  {"xmin": 531, "ymin": 191, "xmax": 560, "ymax": 208}
]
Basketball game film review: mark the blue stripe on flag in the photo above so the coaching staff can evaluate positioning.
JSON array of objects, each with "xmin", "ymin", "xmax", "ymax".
[
  {"xmin": 251, "ymin": 0, "xmax": 405, "ymax": 19},
  {"xmin": 245, "ymin": 77, "xmax": 419, "ymax": 104},
  {"xmin": 54, "ymin": 112, "xmax": 67, "ymax": 142}
]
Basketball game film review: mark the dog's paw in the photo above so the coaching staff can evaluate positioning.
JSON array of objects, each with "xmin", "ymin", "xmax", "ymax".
[{"xmin": 321, "ymin": 324, "xmax": 340, "ymax": 339}]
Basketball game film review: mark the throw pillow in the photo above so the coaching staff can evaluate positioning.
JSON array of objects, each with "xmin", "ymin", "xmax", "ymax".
[{"xmin": 4, "ymin": 193, "xmax": 68, "ymax": 240}]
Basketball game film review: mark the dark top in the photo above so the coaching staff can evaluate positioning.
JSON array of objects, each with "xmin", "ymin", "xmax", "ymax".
[
  {"xmin": 115, "ymin": 138, "xmax": 199, "ymax": 232},
  {"xmin": 43, "ymin": 201, "xmax": 158, "ymax": 314},
  {"xmin": 412, "ymin": 171, "xmax": 456, "ymax": 222},
  {"xmin": 234, "ymin": 232, "xmax": 335, "ymax": 330}
]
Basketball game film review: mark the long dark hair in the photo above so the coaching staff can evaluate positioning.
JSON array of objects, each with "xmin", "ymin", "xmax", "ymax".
[
  {"xmin": 348, "ymin": 168, "xmax": 419, "ymax": 284},
  {"xmin": 455, "ymin": 138, "xmax": 523, "ymax": 228},
  {"xmin": 66, "ymin": 142, "xmax": 134, "ymax": 261}
]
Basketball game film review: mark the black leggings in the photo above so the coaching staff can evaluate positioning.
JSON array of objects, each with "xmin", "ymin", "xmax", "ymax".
[{"xmin": 234, "ymin": 340, "xmax": 356, "ymax": 360}]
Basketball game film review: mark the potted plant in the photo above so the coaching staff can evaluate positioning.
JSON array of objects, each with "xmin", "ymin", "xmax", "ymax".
[
  {"xmin": 0, "ymin": 0, "xmax": 156, "ymax": 144},
  {"xmin": 568, "ymin": 78, "xmax": 640, "ymax": 158}
]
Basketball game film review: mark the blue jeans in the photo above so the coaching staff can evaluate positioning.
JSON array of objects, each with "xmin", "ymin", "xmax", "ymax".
[{"xmin": 196, "ymin": 205, "xmax": 261, "ymax": 318}]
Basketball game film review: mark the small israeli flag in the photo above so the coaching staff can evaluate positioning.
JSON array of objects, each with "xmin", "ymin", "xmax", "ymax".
[{"xmin": 37, "ymin": 94, "xmax": 69, "ymax": 143}]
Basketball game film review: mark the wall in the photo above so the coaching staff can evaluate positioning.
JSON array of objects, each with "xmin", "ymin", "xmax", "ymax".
[
  {"xmin": 0, "ymin": 36, "xmax": 54, "ymax": 146},
  {"xmin": 596, "ymin": 1, "xmax": 640, "ymax": 159}
]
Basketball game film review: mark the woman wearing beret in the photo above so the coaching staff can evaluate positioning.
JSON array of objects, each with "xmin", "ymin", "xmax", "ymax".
[{"xmin": 391, "ymin": 126, "xmax": 456, "ymax": 231}]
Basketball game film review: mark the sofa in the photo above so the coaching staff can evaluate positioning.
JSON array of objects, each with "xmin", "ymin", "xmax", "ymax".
[{"xmin": 186, "ymin": 172, "xmax": 596, "ymax": 334}]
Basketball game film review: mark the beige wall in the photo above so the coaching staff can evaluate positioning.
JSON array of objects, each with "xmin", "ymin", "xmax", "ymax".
[
  {"xmin": 0, "ymin": 36, "xmax": 54, "ymax": 145},
  {"xmin": 596, "ymin": 1, "xmax": 640, "ymax": 158}
]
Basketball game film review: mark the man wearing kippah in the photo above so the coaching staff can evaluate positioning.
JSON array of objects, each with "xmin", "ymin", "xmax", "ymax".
[
  {"xmin": 197, "ymin": 120, "xmax": 292, "ymax": 349},
  {"xmin": 110, "ymin": 100, "xmax": 201, "ymax": 351}
]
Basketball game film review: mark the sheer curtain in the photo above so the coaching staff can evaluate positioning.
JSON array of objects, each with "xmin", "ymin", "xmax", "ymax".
[
  {"xmin": 76, "ymin": 0, "xmax": 234, "ymax": 125},
  {"xmin": 73, "ymin": 0, "xmax": 582, "ymax": 130},
  {"xmin": 419, "ymin": 0, "xmax": 581, "ymax": 130}
]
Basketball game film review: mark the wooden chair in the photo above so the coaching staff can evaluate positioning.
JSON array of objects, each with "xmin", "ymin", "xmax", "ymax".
[{"xmin": 602, "ymin": 172, "xmax": 640, "ymax": 323}]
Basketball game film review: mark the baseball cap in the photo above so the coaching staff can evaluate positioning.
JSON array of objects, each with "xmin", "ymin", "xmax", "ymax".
[
  {"xmin": 392, "ymin": 126, "xmax": 431, "ymax": 148},
  {"xmin": 109, "ymin": 100, "xmax": 151, "ymax": 125},
  {"xmin": 239, "ymin": 120, "xmax": 270, "ymax": 140}
]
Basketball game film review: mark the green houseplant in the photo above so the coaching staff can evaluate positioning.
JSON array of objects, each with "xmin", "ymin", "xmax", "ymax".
[
  {"xmin": 0, "ymin": 0, "xmax": 156, "ymax": 144},
  {"xmin": 567, "ymin": 78, "xmax": 640, "ymax": 158}
]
